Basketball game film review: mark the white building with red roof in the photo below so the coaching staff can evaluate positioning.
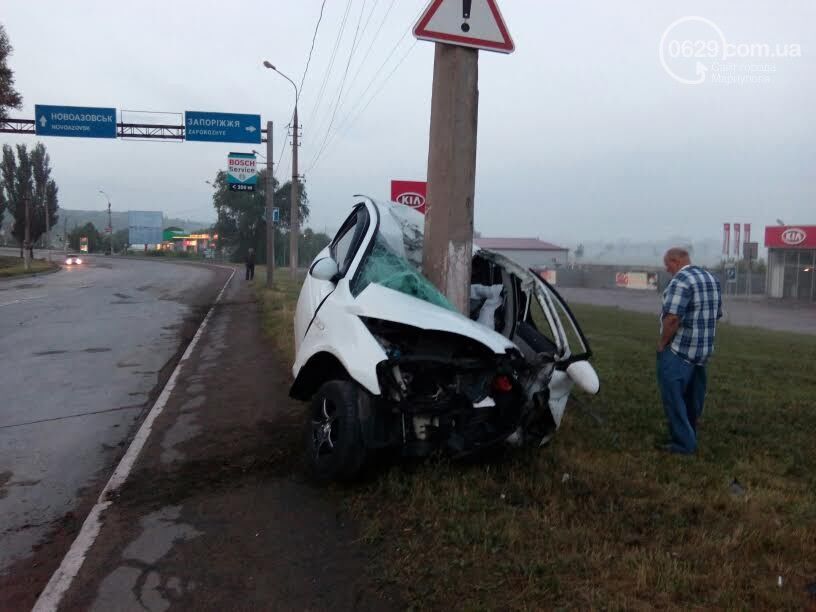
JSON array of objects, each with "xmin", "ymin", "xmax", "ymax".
[{"xmin": 474, "ymin": 237, "xmax": 569, "ymax": 268}]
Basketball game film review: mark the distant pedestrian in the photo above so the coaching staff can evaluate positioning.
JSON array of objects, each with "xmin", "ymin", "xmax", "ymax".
[
  {"xmin": 245, "ymin": 248, "xmax": 256, "ymax": 281},
  {"xmin": 656, "ymin": 248, "xmax": 722, "ymax": 454}
]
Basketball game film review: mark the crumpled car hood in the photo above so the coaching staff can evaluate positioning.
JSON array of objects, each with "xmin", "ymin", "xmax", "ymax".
[{"xmin": 349, "ymin": 282, "xmax": 517, "ymax": 355}]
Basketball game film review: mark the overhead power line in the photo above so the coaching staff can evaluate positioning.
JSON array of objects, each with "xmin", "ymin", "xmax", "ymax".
[
  {"xmin": 298, "ymin": 0, "xmax": 328, "ymax": 97},
  {"xmin": 308, "ymin": 0, "xmax": 369, "ymax": 169},
  {"xmin": 309, "ymin": 40, "xmax": 417, "ymax": 173},
  {"xmin": 307, "ymin": 5, "xmax": 424, "ymax": 173},
  {"xmin": 306, "ymin": 0, "xmax": 355, "ymax": 130},
  {"xmin": 343, "ymin": 0, "xmax": 396, "ymax": 105}
]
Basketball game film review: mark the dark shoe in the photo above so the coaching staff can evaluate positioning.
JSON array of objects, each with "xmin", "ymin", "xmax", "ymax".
[{"xmin": 654, "ymin": 442, "xmax": 695, "ymax": 455}]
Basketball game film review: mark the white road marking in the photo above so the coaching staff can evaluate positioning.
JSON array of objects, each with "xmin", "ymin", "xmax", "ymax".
[
  {"xmin": 32, "ymin": 266, "xmax": 235, "ymax": 612},
  {"xmin": 0, "ymin": 294, "xmax": 47, "ymax": 308}
]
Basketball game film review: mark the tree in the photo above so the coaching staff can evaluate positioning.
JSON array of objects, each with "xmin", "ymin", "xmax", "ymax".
[
  {"xmin": 68, "ymin": 222, "xmax": 102, "ymax": 252},
  {"xmin": 1, "ymin": 143, "xmax": 32, "ymax": 260},
  {"xmin": 0, "ymin": 24, "xmax": 22, "ymax": 120},
  {"xmin": 211, "ymin": 168, "xmax": 310, "ymax": 264},
  {"xmin": 575, "ymin": 243, "xmax": 584, "ymax": 259},
  {"xmin": 299, "ymin": 227, "xmax": 331, "ymax": 265},
  {"xmin": 112, "ymin": 228, "xmax": 129, "ymax": 252},
  {"xmin": 30, "ymin": 143, "xmax": 59, "ymax": 247},
  {"xmin": 0, "ymin": 143, "xmax": 59, "ymax": 256}
]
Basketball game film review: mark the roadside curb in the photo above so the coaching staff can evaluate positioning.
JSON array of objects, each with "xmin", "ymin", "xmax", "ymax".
[{"xmin": 0, "ymin": 262, "xmax": 62, "ymax": 282}]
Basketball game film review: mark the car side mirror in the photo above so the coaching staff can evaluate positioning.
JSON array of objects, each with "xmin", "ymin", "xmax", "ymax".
[{"xmin": 311, "ymin": 257, "xmax": 340, "ymax": 282}]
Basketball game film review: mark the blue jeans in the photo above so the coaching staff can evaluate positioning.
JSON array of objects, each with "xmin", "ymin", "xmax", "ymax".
[{"xmin": 656, "ymin": 350, "xmax": 707, "ymax": 454}]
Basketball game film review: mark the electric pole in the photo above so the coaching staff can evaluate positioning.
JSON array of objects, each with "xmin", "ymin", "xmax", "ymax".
[
  {"xmin": 421, "ymin": 44, "xmax": 479, "ymax": 314},
  {"xmin": 290, "ymin": 107, "xmax": 299, "ymax": 277},
  {"xmin": 63, "ymin": 216, "xmax": 68, "ymax": 254},
  {"xmin": 44, "ymin": 198, "xmax": 51, "ymax": 261},
  {"xmin": 107, "ymin": 201, "xmax": 112, "ymax": 254},
  {"xmin": 262, "ymin": 60, "xmax": 299, "ymax": 278},
  {"xmin": 23, "ymin": 194, "xmax": 31, "ymax": 270},
  {"xmin": 265, "ymin": 121, "xmax": 275, "ymax": 287},
  {"xmin": 100, "ymin": 190, "xmax": 112, "ymax": 254},
  {"xmin": 412, "ymin": 2, "xmax": 514, "ymax": 315}
]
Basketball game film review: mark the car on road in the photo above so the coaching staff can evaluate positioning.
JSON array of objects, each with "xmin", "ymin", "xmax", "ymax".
[
  {"xmin": 64, "ymin": 253, "xmax": 84, "ymax": 265},
  {"xmin": 292, "ymin": 197, "xmax": 599, "ymax": 481}
]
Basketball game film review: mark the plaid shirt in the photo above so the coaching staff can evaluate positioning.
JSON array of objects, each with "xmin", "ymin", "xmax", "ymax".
[{"xmin": 662, "ymin": 265, "xmax": 723, "ymax": 364}]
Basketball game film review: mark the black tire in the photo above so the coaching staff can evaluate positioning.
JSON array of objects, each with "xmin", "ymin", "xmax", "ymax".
[{"xmin": 305, "ymin": 380, "xmax": 367, "ymax": 482}]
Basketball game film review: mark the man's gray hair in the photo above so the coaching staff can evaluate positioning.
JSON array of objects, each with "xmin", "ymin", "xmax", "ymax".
[{"xmin": 665, "ymin": 247, "xmax": 690, "ymax": 262}]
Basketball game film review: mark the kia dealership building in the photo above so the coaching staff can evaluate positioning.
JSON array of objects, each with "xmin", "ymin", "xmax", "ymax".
[{"xmin": 765, "ymin": 225, "xmax": 815, "ymax": 300}]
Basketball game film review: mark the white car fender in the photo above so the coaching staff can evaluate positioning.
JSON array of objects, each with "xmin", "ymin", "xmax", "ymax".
[{"xmin": 292, "ymin": 283, "xmax": 388, "ymax": 396}]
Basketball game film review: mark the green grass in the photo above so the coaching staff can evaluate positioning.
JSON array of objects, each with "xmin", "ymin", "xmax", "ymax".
[
  {"xmin": 255, "ymin": 279, "xmax": 816, "ymax": 610},
  {"xmin": 0, "ymin": 255, "xmax": 58, "ymax": 278}
]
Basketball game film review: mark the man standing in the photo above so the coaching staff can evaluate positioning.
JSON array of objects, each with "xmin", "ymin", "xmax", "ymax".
[
  {"xmin": 657, "ymin": 248, "xmax": 722, "ymax": 454},
  {"xmin": 245, "ymin": 247, "xmax": 256, "ymax": 281}
]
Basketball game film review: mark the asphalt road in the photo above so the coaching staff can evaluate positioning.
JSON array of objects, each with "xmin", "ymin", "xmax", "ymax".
[
  {"xmin": 558, "ymin": 287, "xmax": 816, "ymax": 335},
  {"xmin": 0, "ymin": 256, "xmax": 223, "ymax": 574}
]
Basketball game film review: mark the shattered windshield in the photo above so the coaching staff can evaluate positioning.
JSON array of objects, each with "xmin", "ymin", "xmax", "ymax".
[{"xmin": 351, "ymin": 205, "xmax": 455, "ymax": 312}]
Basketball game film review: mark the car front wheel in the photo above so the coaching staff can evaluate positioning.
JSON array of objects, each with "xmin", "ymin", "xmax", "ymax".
[{"xmin": 305, "ymin": 380, "xmax": 367, "ymax": 482}]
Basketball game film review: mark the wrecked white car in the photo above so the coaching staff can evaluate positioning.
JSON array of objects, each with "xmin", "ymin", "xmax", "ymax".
[{"xmin": 291, "ymin": 197, "xmax": 599, "ymax": 480}]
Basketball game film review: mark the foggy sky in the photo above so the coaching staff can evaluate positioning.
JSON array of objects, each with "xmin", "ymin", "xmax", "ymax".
[{"xmin": 2, "ymin": 0, "xmax": 813, "ymax": 246}]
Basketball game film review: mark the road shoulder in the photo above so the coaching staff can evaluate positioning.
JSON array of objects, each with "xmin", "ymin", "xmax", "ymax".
[{"xmin": 50, "ymin": 274, "xmax": 398, "ymax": 610}]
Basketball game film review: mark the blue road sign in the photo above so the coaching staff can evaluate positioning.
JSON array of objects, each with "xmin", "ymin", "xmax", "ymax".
[
  {"xmin": 185, "ymin": 111, "xmax": 261, "ymax": 144},
  {"xmin": 272, "ymin": 208, "xmax": 280, "ymax": 223},
  {"xmin": 128, "ymin": 211, "xmax": 163, "ymax": 245},
  {"xmin": 35, "ymin": 105, "xmax": 117, "ymax": 139}
]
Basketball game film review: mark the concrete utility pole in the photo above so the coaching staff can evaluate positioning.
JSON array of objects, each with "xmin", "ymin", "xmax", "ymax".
[
  {"xmin": 63, "ymin": 216, "xmax": 68, "ymax": 254},
  {"xmin": 99, "ymin": 190, "xmax": 112, "ymax": 254},
  {"xmin": 262, "ymin": 60, "xmax": 300, "ymax": 278},
  {"xmin": 44, "ymin": 199, "xmax": 51, "ymax": 261},
  {"xmin": 23, "ymin": 194, "xmax": 31, "ymax": 270},
  {"xmin": 290, "ymin": 106, "xmax": 300, "ymax": 277},
  {"xmin": 264, "ymin": 122, "xmax": 275, "ymax": 287},
  {"xmin": 421, "ymin": 44, "xmax": 479, "ymax": 314}
]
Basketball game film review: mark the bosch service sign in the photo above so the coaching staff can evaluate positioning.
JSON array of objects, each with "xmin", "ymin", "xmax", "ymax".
[
  {"xmin": 765, "ymin": 225, "xmax": 816, "ymax": 249},
  {"xmin": 227, "ymin": 152, "xmax": 257, "ymax": 192},
  {"xmin": 391, "ymin": 180, "xmax": 427, "ymax": 214}
]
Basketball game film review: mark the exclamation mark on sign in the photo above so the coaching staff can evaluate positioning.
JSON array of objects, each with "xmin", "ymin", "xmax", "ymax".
[{"xmin": 461, "ymin": 0, "xmax": 472, "ymax": 32}]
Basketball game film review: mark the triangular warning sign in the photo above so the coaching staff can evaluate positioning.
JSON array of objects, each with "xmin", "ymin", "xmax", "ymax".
[{"xmin": 413, "ymin": 0, "xmax": 515, "ymax": 53}]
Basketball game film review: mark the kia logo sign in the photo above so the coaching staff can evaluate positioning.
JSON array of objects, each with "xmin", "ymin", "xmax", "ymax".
[
  {"xmin": 781, "ymin": 228, "xmax": 807, "ymax": 245},
  {"xmin": 396, "ymin": 192, "xmax": 425, "ymax": 209}
]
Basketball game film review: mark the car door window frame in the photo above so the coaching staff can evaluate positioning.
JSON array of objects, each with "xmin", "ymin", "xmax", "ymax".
[
  {"xmin": 329, "ymin": 204, "xmax": 370, "ymax": 277},
  {"xmin": 536, "ymin": 277, "xmax": 592, "ymax": 362}
]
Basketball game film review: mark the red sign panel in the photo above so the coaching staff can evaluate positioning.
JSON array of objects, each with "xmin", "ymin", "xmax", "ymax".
[
  {"xmin": 733, "ymin": 223, "xmax": 741, "ymax": 256},
  {"xmin": 765, "ymin": 225, "xmax": 816, "ymax": 249},
  {"xmin": 390, "ymin": 180, "xmax": 427, "ymax": 214}
]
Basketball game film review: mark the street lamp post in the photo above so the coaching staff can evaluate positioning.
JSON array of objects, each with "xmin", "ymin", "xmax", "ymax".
[
  {"xmin": 263, "ymin": 60, "xmax": 300, "ymax": 278},
  {"xmin": 99, "ymin": 189, "xmax": 112, "ymax": 254}
]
